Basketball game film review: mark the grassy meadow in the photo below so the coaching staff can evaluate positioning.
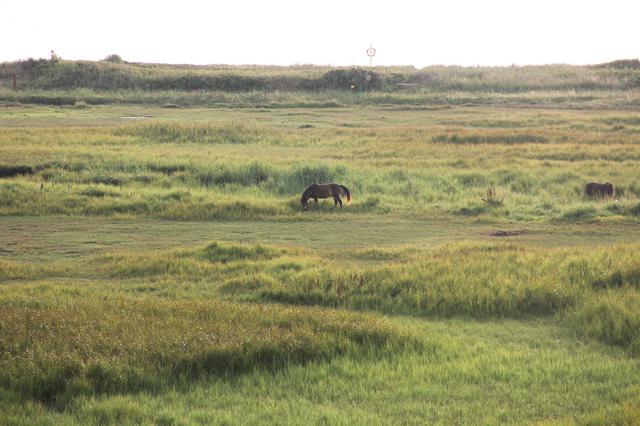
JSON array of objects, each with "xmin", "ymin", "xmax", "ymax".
[{"xmin": 1, "ymin": 62, "xmax": 640, "ymax": 424}]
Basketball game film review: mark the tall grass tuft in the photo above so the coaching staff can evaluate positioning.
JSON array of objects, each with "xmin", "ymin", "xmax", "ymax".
[
  {"xmin": 118, "ymin": 122, "xmax": 272, "ymax": 144},
  {"xmin": 567, "ymin": 290, "xmax": 640, "ymax": 355},
  {"xmin": 0, "ymin": 299, "xmax": 418, "ymax": 408},
  {"xmin": 201, "ymin": 241, "xmax": 282, "ymax": 263}
]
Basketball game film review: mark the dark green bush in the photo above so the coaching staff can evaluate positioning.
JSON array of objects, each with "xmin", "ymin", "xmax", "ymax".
[
  {"xmin": 103, "ymin": 54, "xmax": 124, "ymax": 63},
  {"xmin": 197, "ymin": 162, "xmax": 271, "ymax": 187},
  {"xmin": 321, "ymin": 68, "xmax": 383, "ymax": 91},
  {"xmin": 0, "ymin": 165, "xmax": 33, "ymax": 178}
]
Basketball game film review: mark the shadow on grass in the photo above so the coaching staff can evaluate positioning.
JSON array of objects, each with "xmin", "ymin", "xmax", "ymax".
[{"xmin": 0, "ymin": 299, "xmax": 422, "ymax": 410}]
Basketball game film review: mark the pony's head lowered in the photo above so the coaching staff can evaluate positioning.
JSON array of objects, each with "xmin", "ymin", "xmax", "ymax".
[{"xmin": 300, "ymin": 184, "xmax": 315, "ymax": 210}]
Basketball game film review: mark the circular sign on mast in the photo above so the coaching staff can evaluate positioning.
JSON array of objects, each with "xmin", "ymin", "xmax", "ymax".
[{"xmin": 366, "ymin": 45, "xmax": 376, "ymax": 67}]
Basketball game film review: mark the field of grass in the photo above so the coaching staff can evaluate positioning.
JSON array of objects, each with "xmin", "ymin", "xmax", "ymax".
[
  {"xmin": 2, "ymin": 104, "xmax": 640, "ymax": 223},
  {"xmin": 1, "ymin": 78, "xmax": 640, "ymax": 424}
]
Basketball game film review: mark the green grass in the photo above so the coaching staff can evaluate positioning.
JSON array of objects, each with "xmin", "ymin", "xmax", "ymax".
[
  {"xmin": 2, "ymin": 105, "xmax": 640, "ymax": 222},
  {"xmin": 2, "ymin": 239, "xmax": 639, "ymax": 319},
  {"xmin": 2, "ymin": 88, "xmax": 640, "ymax": 424},
  {"xmin": 0, "ymin": 297, "xmax": 415, "ymax": 410},
  {"xmin": 3, "ymin": 87, "xmax": 640, "ymax": 111},
  {"xmin": 568, "ymin": 290, "xmax": 640, "ymax": 355},
  {"xmin": 3, "ymin": 318, "xmax": 639, "ymax": 425}
]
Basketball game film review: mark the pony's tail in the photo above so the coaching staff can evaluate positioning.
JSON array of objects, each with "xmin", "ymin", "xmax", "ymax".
[{"xmin": 339, "ymin": 185, "xmax": 352, "ymax": 205}]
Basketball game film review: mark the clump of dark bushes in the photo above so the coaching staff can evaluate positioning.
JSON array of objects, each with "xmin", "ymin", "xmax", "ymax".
[
  {"xmin": 320, "ymin": 68, "xmax": 383, "ymax": 91},
  {"xmin": 0, "ymin": 165, "xmax": 34, "ymax": 178}
]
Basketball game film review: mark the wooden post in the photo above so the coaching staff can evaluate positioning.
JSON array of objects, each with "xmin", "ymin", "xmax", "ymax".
[{"xmin": 12, "ymin": 73, "xmax": 17, "ymax": 90}]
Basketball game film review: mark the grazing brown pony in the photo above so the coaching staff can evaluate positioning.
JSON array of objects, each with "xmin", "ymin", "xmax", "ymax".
[
  {"xmin": 301, "ymin": 183, "xmax": 351, "ymax": 210},
  {"xmin": 585, "ymin": 182, "xmax": 615, "ymax": 198}
]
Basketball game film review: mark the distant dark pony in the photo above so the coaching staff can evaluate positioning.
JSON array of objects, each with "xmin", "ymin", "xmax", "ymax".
[
  {"xmin": 301, "ymin": 183, "xmax": 351, "ymax": 210},
  {"xmin": 585, "ymin": 182, "xmax": 615, "ymax": 198}
]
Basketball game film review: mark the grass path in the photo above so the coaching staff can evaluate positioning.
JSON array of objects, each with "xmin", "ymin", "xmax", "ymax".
[
  {"xmin": 0, "ymin": 103, "xmax": 636, "ymax": 128},
  {"xmin": 3, "ymin": 215, "xmax": 640, "ymax": 262}
]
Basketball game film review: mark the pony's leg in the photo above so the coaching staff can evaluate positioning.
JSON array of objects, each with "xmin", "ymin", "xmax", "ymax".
[
  {"xmin": 314, "ymin": 198, "xmax": 318, "ymax": 204},
  {"xmin": 334, "ymin": 197, "xmax": 342, "ymax": 208}
]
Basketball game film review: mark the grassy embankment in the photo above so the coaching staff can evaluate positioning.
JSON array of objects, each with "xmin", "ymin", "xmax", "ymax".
[{"xmin": 1, "ymin": 57, "xmax": 640, "ymax": 107}]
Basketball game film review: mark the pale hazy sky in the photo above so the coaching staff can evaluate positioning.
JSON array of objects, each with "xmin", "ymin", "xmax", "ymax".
[{"xmin": 2, "ymin": 0, "xmax": 638, "ymax": 67}]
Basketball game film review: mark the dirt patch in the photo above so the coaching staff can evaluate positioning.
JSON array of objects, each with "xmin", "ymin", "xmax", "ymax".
[{"xmin": 490, "ymin": 230, "xmax": 527, "ymax": 237}]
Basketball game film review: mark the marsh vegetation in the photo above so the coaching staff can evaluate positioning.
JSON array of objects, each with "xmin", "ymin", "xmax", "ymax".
[{"xmin": 1, "ymin": 61, "xmax": 639, "ymax": 424}]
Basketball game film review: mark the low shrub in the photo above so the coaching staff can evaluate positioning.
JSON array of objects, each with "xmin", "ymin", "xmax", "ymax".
[
  {"xmin": 567, "ymin": 290, "xmax": 640, "ymax": 355},
  {"xmin": 0, "ymin": 165, "xmax": 33, "ymax": 178},
  {"xmin": 201, "ymin": 242, "xmax": 282, "ymax": 263},
  {"xmin": 561, "ymin": 206, "xmax": 597, "ymax": 221}
]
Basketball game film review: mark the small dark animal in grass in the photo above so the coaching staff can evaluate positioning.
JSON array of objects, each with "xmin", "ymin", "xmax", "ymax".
[
  {"xmin": 585, "ymin": 182, "xmax": 615, "ymax": 198},
  {"xmin": 301, "ymin": 183, "xmax": 351, "ymax": 210}
]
